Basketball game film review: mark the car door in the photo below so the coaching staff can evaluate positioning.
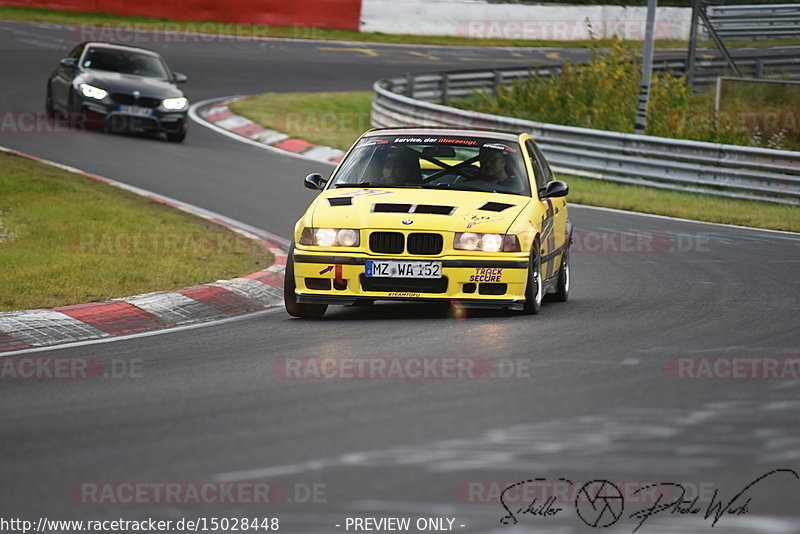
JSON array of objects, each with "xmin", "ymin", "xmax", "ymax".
[
  {"xmin": 51, "ymin": 44, "xmax": 84, "ymax": 109},
  {"xmin": 526, "ymin": 139, "xmax": 567, "ymax": 279}
]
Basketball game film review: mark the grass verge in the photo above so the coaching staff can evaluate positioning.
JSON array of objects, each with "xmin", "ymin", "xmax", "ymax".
[
  {"xmin": 229, "ymin": 91, "xmax": 373, "ymax": 151},
  {"xmin": 0, "ymin": 152, "xmax": 272, "ymax": 312},
  {"xmin": 230, "ymin": 90, "xmax": 800, "ymax": 233},
  {"xmin": 1, "ymin": 6, "xmax": 795, "ymax": 49}
]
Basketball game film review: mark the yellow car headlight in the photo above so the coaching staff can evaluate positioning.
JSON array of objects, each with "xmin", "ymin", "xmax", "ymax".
[
  {"xmin": 454, "ymin": 233, "xmax": 520, "ymax": 252},
  {"xmin": 300, "ymin": 228, "xmax": 360, "ymax": 247}
]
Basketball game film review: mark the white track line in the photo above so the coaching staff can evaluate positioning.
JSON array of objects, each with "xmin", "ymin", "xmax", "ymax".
[
  {"xmin": 1, "ymin": 308, "xmax": 284, "ymax": 357},
  {"xmin": 189, "ymin": 97, "xmax": 339, "ymax": 165}
]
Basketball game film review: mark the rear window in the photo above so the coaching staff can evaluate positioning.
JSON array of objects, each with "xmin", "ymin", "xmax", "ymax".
[{"xmin": 330, "ymin": 135, "xmax": 530, "ymax": 196}]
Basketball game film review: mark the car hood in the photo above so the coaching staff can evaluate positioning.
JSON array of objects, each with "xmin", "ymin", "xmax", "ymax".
[
  {"xmin": 77, "ymin": 71, "xmax": 183, "ymax": 98},
  {"xmin": 310, "ymin": 188, "xmax": 530, "ymax": 234}
]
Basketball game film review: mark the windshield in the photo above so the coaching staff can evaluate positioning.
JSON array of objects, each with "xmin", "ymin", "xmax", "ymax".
[
  {"xmin": 330, "ymin": 135, "xmax": 531, "ymax": 196},
  {"xmin": 81, "ymin": 47, "xmax": 170, "ymax": 79}
]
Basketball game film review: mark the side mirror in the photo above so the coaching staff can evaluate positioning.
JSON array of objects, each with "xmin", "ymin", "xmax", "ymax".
[
  {"xmin": 172, "ymin": 72, "xmax": 188, "ymax": 84},
  {"xmin": 60, "ymin": 58, "xmax": 78, "ymax": 69},
  {"xmin": 540, "ymin": 180, "xmax": 568, "ymax": 199},
  {"xmin": 304, "ymin": 173, "xmax": 327, "ymax": 190}
]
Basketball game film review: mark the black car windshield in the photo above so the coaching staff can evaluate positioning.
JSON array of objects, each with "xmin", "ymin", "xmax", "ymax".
[
  {"xmin": 330, "ymin": 135, "xmax": 531, "ymax": 196},
  {"xmin": 81, "ymin": 47, "xmax": 169, "ymax": 79}
]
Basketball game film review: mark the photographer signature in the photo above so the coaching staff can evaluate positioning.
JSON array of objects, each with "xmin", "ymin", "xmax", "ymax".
[{"xmin": 499, "ymin": 469, "xmax": 798, "ymax": 532}]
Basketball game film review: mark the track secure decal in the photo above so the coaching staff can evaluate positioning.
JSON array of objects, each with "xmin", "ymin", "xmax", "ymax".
[{"xmin": 470, "ymin": 268, "xmax": 504, "ymax": 282}]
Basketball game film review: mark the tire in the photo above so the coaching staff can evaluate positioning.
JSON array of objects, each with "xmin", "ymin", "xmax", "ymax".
[
  {"xmin": 45, "ymin": 84, "xmax": 54, "ymax": 116},
  {"xmin": 550, "ymin": 248, "xmax": 570, "ymax": 302},
  {"xmin": 166, "ymin": 126, "xmax": 186, "ymax": 143},
  {"xmin": 522, "ymin": 240, "xmax": 543, "ymax": 315},
  {"xmin": 284, "ymin": 245, "xmax": 327, "ymax": 319}
]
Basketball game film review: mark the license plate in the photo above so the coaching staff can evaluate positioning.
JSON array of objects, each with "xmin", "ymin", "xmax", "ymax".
[
  {"xmin": 365, "ymin": 260, "xmax": 442, "ymax": 279},
  {"xmin": 118, "ymin": 105, "xmax": 152, "ymax": 117}
]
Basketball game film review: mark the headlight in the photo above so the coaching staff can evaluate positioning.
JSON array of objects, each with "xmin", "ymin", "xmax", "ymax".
[
  {"xmin": 454, "ymin": 233, "xmax": 520, "ymax": 252},
  {"xmin": 299, "ymin": 228, "xmax": 360, "ymax": 247},
  {"xmin": 79, "ymin": 84, "xmax": 108, "ymax": 100},
  {"xmin": 162, "ymin": 97, "xmax": 188, "ymax": 110}
]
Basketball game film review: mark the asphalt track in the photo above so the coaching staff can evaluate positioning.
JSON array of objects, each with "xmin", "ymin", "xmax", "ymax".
[{"xmin": 1, "ymin": 20, "xmax": 800, "ymax": 533}]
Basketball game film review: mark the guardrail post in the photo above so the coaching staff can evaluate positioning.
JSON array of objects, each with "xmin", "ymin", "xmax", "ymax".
[
  {"xmin": 493, "ymin": 70, "xmax": 502, "ymax": 96},
  {"xmin": 442, "ymin": 73, "xmax": 449, "ymax": 105},
  {"xmin": 755, "ymin": 59, "xmax": 764, "ymax": 78},
  {"xmin": 406, "ymin": 73, "xmax": 414, "ymax": 98}
]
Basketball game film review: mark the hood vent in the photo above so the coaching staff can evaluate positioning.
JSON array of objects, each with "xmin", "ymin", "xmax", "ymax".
[
  {"xmin": 372, "ymin": 203, "xmax": 455, "ymax": 215},
  {"xmin": 328, "ymin": 197, "xmax": 353, "ymax": 207},
  {"xmin": 373, "ymin": 203, "xmax": 413, "ymax": 213},
  {"xmin": 479, "ymin": 201, "xmax": 515, "ymax": 212},
  {"xmin": 415, "ymin": 204, "xmax": 455, "ymax": 215}
]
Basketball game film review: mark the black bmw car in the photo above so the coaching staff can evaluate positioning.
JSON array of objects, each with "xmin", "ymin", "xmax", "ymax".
[{"xmin": 46, "ymin": 42, "xmax": 189, "ymax": 142}]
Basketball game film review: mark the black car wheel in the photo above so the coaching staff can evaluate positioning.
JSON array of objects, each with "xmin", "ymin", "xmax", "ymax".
[
  {"xmin": 522, "ymin": 239, "xmax": 543, "ymax": 315},
  {"xmin": 284, "ymin": 245, "xmax": 327, "ymax": 320},
  {"xmin": 45, "ymin": 84, "xmax": 54, "ymax": 116},
  {"xmin": 166, "ymin": 125, "xmax": 187, "ymax": 143}
]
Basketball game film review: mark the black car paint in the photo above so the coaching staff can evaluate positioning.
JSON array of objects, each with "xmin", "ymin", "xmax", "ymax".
[{"xmin": 46, "ymin": 43, "xmax": 189, "ymax": 141}]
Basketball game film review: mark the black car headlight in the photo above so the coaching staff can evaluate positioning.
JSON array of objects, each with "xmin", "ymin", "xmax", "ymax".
[
  {"xmin": 79, "ymin": 84, "xmax": 108, "ymax": 100},
  {"xmin": 162, "ymin": 97, "xmax": 188, "ymax": 111}
]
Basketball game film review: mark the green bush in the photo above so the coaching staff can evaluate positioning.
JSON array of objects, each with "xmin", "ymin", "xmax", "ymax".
[{"xmin": 457, "ymin": 41, "xmax": 800, "ymax": 150}]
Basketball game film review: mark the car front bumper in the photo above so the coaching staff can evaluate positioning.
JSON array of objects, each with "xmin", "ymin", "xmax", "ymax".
[
  {"xmin": 81, "ymin": 100, "xmax": 187, "ymax": 134},
  {"xmin": 291, "ymin": 250, "xmax": 530, "ymax": 310}
]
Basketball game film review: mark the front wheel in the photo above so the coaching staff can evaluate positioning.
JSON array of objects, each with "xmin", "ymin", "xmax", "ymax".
[
  {"xmin": 166, "ymin": 125, "xmax": 187, "ymax": 143},
  {"xmin": 522, "ymin": 242, "xmax": 543, "ymax": 315},
  {"xmin": 284, "ymin": 245, "xmax": 327, "ymax": 319}
]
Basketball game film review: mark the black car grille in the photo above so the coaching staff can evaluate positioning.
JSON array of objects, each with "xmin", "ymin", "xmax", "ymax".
[
  {"xmin": 369, "ymin": 232, "xmax": 404, "ymax": 254},
  {"xmin": 368, "ymin": 232, "xmax": 443, "ymax": 255},
  {"xmin": 111, "ymin": 93, "xmax": 161, "ymax": 108},
  {"xmin": 360, "ymin": 275, "xmax": 448, "ymax": 294},
  {"xmin": 407, "ymin": 233, "xmax": 443, "ymax": 255}
]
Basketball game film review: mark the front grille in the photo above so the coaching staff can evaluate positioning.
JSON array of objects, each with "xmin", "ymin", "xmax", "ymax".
[
  {"xmin": 360, "ymin": 275, "xmax": 448, "ymax": 294},
  {"xmin": 407, "ymin": 233, "xmax": 443, "ymax": 255},
  {"xmin": 369, "ymin": 232, "xmax": 404, "ymax": 254},
  {"xmin": 111, "ymin": 93, "xmax": 161, "ymax": 108}
]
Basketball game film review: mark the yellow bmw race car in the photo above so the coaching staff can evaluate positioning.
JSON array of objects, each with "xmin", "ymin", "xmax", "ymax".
[{"xmin": 285, "ymin": 127, "xmax": 572, "ymax": 319}]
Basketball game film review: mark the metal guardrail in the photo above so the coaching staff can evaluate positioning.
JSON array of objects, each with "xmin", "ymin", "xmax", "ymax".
[
  {"xmin": 372, "ymin": 72, "xmax": 800, "ymax": 205},
  {"xmin": 705, "ymin": 3, "xmax": 800, "ymax": 40}
]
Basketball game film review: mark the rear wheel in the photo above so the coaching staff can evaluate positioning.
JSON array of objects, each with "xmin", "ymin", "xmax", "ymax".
[
  {"xmin": 45, "ymin": 84, "xmax": 54, "ymax": 115},
  {"xmin": 284, "ymin": 245, "xmax": 327, "ymax": 319},
  {"xmin": 550, "ymin": 248, "xmax": 569, "ymax": 302},
  {"xmin": 522, "ymin": 240, "xmax": 543, "ymax": 315}
]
